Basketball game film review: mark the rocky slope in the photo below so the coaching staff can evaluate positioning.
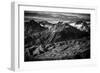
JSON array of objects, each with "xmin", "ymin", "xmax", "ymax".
[{"xmin": 24, "ymin": 20, "xmax": 90, "ymax": 61}]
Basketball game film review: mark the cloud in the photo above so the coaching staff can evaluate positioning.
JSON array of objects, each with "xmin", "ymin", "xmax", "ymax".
[{"xmin": 24, "ymin": 11, "xmax": 90, "ymax": 23}]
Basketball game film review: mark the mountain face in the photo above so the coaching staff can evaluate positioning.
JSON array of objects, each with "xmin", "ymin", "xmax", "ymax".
[
  {"xmin": 24, "ymin": 20, "xmax": 90, "ymax": 61},
  {"xmin": 24, "ymin": 20, "xmax": 47, "ymax": 48},
  {"xmin": 69, "ymin": 20, "xmax": 90, "ymax": 32},
  {"xmin": 25, "ymin": 20, "xmax": 90, "ymax": 47}
]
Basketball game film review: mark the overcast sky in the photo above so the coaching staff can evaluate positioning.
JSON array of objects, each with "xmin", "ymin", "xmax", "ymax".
[{"xmin": 24, "ymin": 11, "xmax": 90, "ymax": 23}]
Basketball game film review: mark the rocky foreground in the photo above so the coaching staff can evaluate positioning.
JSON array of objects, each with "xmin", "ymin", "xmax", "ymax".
[{"xmin": 25, "ymin": 38, "xmax": 90, "ymax": 61}]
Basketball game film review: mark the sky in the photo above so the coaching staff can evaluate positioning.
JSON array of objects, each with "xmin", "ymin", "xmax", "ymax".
[{"xmin": 24, "ymin": 11, "xmax": 90, "ymax": 23}]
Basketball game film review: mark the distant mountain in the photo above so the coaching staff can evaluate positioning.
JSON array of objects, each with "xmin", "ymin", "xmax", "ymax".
[
  {"xmin": 34, "ymin": 21, "xmax": 89, "ymax": 45},
  {"xmin": 75, "ymin": 20, "xmax": 90, "ymax": 32},
  {"xmin": 69, "ymin": 20, "xmax": 90, "ymax": 32},
  {"xmin": 25, "ymin": 20, "xmax": 90, "ymax": 48}
]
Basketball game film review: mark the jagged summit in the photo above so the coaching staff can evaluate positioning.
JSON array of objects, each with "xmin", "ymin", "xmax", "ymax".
[{"xmin": 69, "ymin": 20, "xmax": 90, "ymax": 32}]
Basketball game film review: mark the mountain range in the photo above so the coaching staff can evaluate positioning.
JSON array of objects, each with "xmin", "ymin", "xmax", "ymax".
[
  {"xmin": 24, "ymin": 20, "xmax": 90, "ymax": 48},
  {"xmin": 24, "ymin": 19, "xmax": 90, "ymax": 61}
]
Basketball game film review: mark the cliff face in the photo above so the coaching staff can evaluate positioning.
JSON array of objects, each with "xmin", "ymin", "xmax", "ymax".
[{"xmin": 24, "ymin": 20, "xmax": 90, "ymax": 61}]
